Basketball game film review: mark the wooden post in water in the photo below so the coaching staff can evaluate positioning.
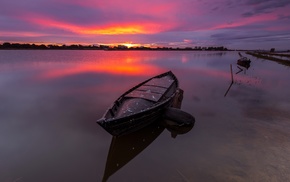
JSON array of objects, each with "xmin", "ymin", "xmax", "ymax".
[
  {"xmin": 224, "ymin": 64, "xmax": 234, "ymax": 97},
  {"xmin": 171, "ymin": 88, "xmax": 184, "ymax": 109},
  {"xmin": 230, "ymin": 64, "xmax": 234, "ymax": 83}
]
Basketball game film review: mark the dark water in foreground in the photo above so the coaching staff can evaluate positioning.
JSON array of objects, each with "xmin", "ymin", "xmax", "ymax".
[{"xmin": 0, "ymin": 50, "xmax": 290, "ymax": 182}]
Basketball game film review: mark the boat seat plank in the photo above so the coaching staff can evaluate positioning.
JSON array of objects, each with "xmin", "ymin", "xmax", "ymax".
[
  {"xmin": 125, "ymin": 90, "xmax": 163, "ymax": 102},
  {"xmin": 144, "ymin": 76, "xmax": 174, "ymax": 88},
  {"xmin": 136, "ymin": 85, "xmax": 167, "ymax": 95}
]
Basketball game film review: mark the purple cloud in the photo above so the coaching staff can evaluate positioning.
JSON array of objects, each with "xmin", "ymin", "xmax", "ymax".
[{"xmin": 0, "ymin": 0, "xmax": 289, "ymax": 49}]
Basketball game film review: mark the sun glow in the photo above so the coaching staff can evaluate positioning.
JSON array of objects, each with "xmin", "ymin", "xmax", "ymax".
[
  {"xmin": 24, "ymin": 15, "xmax": 158, "ymax": 35},
  {"xmin": 82, "ymin": 26, "xmax": 147, "ymax": 35},
  {"xmin": 122, "ymin": 43, "xmax": 141, "ymax": 48}
]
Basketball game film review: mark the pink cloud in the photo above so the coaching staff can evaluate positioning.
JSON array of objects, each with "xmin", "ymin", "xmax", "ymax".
[{"xmin": 211, "ymin": 13, "xmax": 277, "ymax": 30}]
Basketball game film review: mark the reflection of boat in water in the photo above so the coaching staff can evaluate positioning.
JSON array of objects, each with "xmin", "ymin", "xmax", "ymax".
[
  {"xmin": 102, "ymin": 121, "xmax": 165, "ymax": 182},
  {"xmin": 237, "ymin": 52, "xmax": 251, "ymax": 69},
  {"xmin": 97, "ymin": 71, "xmax": 179, "ymax": 136},
  {"xmin": 102, "ymin": 119, "xmax": 194, "ymax": 182},
  {"xmin": 101, "ymin": 88, "xmax": 195, "ymax": 181}
]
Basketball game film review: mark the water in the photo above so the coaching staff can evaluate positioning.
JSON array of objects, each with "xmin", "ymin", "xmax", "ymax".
[{"xmin": 0, "ymin": 50, "xmax": 290, "ymax": 182}]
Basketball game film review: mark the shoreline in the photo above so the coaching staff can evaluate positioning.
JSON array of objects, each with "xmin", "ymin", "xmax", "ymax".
[{"xmin": 246, "ymin": 51, "xmax": 290, "ymax": 66}]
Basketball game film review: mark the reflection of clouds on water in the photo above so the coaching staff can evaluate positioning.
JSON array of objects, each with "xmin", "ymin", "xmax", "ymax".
[
  {"xmin": 1, "ymin": 50, "xmax": 290, "ymax": 181},
  {"xmin": 214, "ymin": 82, "xmax": 290, "ymax": 181},
  {"xmin": 229, "ymin": 79, "xmax": 290, "ymax": 122}
]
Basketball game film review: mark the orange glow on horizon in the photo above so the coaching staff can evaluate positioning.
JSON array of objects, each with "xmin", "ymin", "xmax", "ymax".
[{"xmin": 120, "ymin": 43, "xmax": 141, "ymax": 48}]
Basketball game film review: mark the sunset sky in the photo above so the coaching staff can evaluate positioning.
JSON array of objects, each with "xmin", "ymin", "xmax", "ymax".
[{"xmin": 1, "ymin": 0, "xmax": 290, "ymax": 50}]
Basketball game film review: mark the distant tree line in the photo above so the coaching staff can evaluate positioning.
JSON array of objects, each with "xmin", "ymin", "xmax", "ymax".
[
  {"xmin": 0, "ymin": 42, "xmax": 229, "ymax": 51},
  {"xmin": 0, "ymin": 42, "xmax": 103, "ymax": 50}
]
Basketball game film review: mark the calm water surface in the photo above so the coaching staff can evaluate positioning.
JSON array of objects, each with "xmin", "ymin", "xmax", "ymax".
[{"xmin": 0, "ymin": 50, "xmax": 290, "ymax": 182}]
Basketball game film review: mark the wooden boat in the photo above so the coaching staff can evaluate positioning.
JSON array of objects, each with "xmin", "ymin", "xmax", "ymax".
[
  {"xmin": 237, "ymin": 57, "xmax": 251, "ymax": 64},
  {"xmin": 238, "ymin": 52, "xmax": 251, "ymax": 63},
  {"xmin": 237, "ymin": 57, "xmax": 251, "ymax": 69},
  {"xmin": 237, "ymin": 52, "xmax": 251, "ymax": 69},
  {"xmin": 97, "ymin": 71, "xmax": 179, "ymax": 136},
  {"xmin": 101, "ymin": 90, "xmax": 194, "ymax": 181}
]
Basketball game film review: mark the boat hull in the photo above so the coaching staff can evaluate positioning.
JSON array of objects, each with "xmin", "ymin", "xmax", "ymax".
[{"xmin": 97, "ymin": 71, "xmax": 178, "ymax": 136}]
